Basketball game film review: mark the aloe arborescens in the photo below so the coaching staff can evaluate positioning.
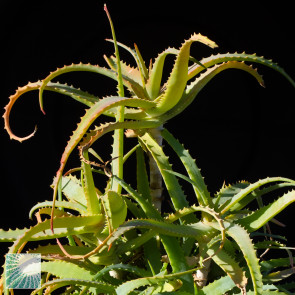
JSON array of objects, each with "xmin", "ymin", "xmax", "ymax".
[{"xmin": 1, "ymin": 4, "xmax": 295, "ymax": 295}]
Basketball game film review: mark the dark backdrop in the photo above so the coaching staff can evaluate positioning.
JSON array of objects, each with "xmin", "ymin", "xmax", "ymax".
[{"xmin": 1, "ymin": 1, "xmax": 295, "ymax": 262}]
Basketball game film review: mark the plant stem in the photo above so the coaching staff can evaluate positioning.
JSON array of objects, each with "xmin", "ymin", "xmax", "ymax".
[
  {"xmin": 104, "ymin": 4, "xmax": 125, "ymax": 194},
  {"xmin": 148, "ymin": 126, "xmax": 164, "ymax": 212},
  {"xmin": 194, "ymin": 259, "xmax": 211, "ymax": 287},
  {"xmin": 111, "ymin": 108, "xmax": 124, "ymax": 193}
]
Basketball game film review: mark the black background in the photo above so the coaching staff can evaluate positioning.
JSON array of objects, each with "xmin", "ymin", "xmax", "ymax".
[{"xmin": 1, "ymin": 1, "xmax": 295, "ymax": 263}]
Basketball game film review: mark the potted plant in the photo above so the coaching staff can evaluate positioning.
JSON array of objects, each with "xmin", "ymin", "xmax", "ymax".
[{"xmin": 1, "ymin": 4, "xmax": 295, "ymax": 294}]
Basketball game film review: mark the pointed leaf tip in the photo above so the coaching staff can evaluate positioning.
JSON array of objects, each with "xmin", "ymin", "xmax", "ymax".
[
  {"xmin": 104, "ymin": 4, "xmax": 111, "ymax": 20},
  {"xmin": 191, "ymin": 33, "xmax": 218, "ymax": 49}
]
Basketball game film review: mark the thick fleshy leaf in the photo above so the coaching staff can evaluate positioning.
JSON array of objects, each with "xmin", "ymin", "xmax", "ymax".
[
  {"xmin": 139, "ymin": 132, "xmax": 194, "ymax": 219},
  {"xmin": 162, "ymin": 128, "xmax": 211, "ymax": 206},
  {"xmin": 31, "ymin": 278, "xmax": 115, "ymax": 295},
  {"xmin": 163, "ymin": 61, "xmax": 264, "ymax": 122},
  {"xmin": 8, "ymin": 215, "xmax": 104, "ymax": 253},
  {"xmin": 220, "ymin": 177, "xmax": 294, "ymax": 214},
  {"xmin": 101, "ymin": 190, "xmax": 127, "ymax": 230},
  {"xmin": 146, "ymin": 33, "xmax": 217, "ymax": 117},
  {"xmin": 210, "ymin": 221, "xmax": 263, "ymax": 294},
  {"xmin": 106, "ymin": 39, "xmax": 149, "ymax": 84},
  {"xmin": 146, "ymin": 47, "xmax": 181, "ymax": 99},
  {"xmin": 188, "ymin": 52, "xmax": 295, "ymax": 88},
  {"xmin": 162, "ymin": 129, "xmax": 211, "ymax": 206},
  {"xmin": 104, "ymin": 54, "xmax": 142, "ymax": 85},
  {"xmin": 81, "ymin": 150, "xmax": 101, "ymax": 215},
  {"xmin": 208, "ymin": 244, "xmax": 247, "ymax": 290},
  {"xmin": 3, "ymin": 81, "xmax": 98, "ymax": 142},
  {"xmin": 56, "ymin": 175, "xmax": 87, "ymax": 206},
  {"xmin": 29, "ymin": 200, "xmax": 87, "ymax": 218},
  {"xmin": 41, "ymin": 260, "xmax": 94, "ymax": 280},
  {"xmin": 238, "ymin": 190, "xmax": 295, "ymax": 232},
  {"xmin": 197, "ymin": 276, "xmax": 236, "ymax": 295}
]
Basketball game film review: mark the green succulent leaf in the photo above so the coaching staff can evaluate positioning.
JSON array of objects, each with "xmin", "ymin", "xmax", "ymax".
[
  {"xmin": 139, "ymin": 132, "xmax": 193, "ymax": 218},
  {"xmin": 104, "ymin": 54, "xmax": 143, "ymax": 87},
  {"xmin": 188, "ymin": 52, "xmax": 295, "ymax": 88},
  {"xmin": 109, "ymin": 219, "xmax": 213, "ymax": 247},
  {"xmin": 41, "ymin": 260, "xmax": 94, "ymax": 280},
  {"xmin": 161, "ymin": 128, "xmax": 211, "ymax": 207},
  {"xmin": 31, "ymin": 278, "xmax": 115, "ymax": 295},
  {"xmin": 81, "ymin": 149, "xmax": 101, "ymax": 215},
  {"xmin": 136, "ymin": 145, "xmax": 152, "ymax": 203},
  {"xmin": 111, "ymin": 175, "xmax": 161, "ymax": 220},
  {"xmin": 208, "ymin": 243, "xmax": 247, "ymax": 290},
  {"xmin": 115, "ymin": 276, "xmax": 169, "ymax": 295},
  {"xmin": 94, "ymin": 263, "xmax": 150, "ymax": 281},
  {"xmin": 0, "ymin": 227, "xmax": 28, "ymax": 242},
  {"xmin": 29, "ymin": 200, "xmax": 87, "ymax": 218},
  {"xmin": 3, "ymin": 81, "xmax": 98, "ymax": 142},
  {"xmin": 56, "ymin": 175, "xmax": 87, "ymax": 206},
  {"xmin": 146, "ymin": 33, "xmax": 217, "ymax": 117},
  {"xmin": 220, "ymin": 177, "xmax": 294, "ymax": 214},
  {"xmin": 163, "ymin": 60, "xmax": 264, "ymax": 122},
  {"xmin": 101, "ymin": 190, "xmax": 127, "ymax": 231},
  {"xmin": 146, "ymin": 46, "xmax": 207, "ymax": 100},
  {"xmin": 197, "ymin": 275, "xmax": 236, "ymax": 295},
  {"xmin": 210, "ymin": 221, "xmax": 263, "ymax": 294},
  {"xmin": 215, "ymin": 181, "xmax": 250, "ymax": 211},
  {"xmin": 8, "ymin": 215, "xmax": 104, "ymax": 253},
  {"xmin": 27, "ymin": 244, "xmax": 95, "ymax": 256},
  {"xmin": 146, "ymin": 47, "xmax": 182, "ymax": 99},
  {"xmin": 238, "ymin": 190, "xmax": 295, "ymax": 232},
  {"xmin": 106, "ymin": 39, "xmax": 149, "ymax": 85}
]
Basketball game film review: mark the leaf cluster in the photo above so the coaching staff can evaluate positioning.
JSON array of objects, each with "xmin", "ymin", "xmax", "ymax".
[{"xmin": 1, "ymin": 4, "xmax": 295, "ymax": 295}]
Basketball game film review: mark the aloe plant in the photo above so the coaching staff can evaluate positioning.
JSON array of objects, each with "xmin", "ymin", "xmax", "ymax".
[{"xmin": 1, "ymin": 4, "xmax": 295, "ymax": 295}]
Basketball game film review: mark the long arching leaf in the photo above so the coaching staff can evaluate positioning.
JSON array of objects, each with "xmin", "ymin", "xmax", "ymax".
[
  {"xmin": 139, "ymin": 132, "xmax": 195, "ymax": 223},
  {"xmin": 210, "ymin": 221, "xmax": 263, "ymax": 295},
  {"xmin": 197, "ymin": 276, "xmax": 236, "ymax": 295},
  {"xmin": 29, "ymin": 200, "xmax": 87, "ymax": 218},
  {"xmin": 238, "ymin": 190, "xmax": 295, "ymax": 232},
  {"xmin": 31, "ymin": 278, "xmax": 115, "ymax": 295},
  {"xmin": 41, "ymin": 260, "xmax": 94, "ymax": 280},
  {"xmin": 38, "ymin": 63, "xmax": 148, "ymax": 113},
  {"xmin": 105, "ymin": 39, "xmax": 149, "ymax": 85},
  {"xmin": 220, "ymin": 177, "xmax": 295, "ymax": 214},
  {"xmin": 163, "ymin": 61, "xmax": 264, "ymax": 122},
  {"xmin": 161, "ymin": 128, "xmax": 211, "ymax": 207},
  {"xmin": 208, "ymin": 244, "xmax": 247, "ymax": 291},
  {"xmin": 188, "ymin": 52, "xmax": 295, "ymax": 88},
  {"xmin": 3, "ymin": 81, "xmax": 99, "ymax": 142},
  {"xmin": 146, "ymin": 33, "xmax": 217, "ymax": 117},
  {"xmin": 8, "ymin": 215, "xmax": 104, "ymax": 253}
]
